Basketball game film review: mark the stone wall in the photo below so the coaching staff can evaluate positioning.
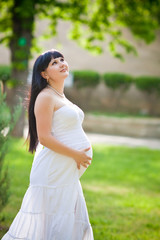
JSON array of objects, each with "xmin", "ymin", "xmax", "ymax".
[
  {"xmin": 64, "ymin": 82, "xmax": 160, "ymax": 116},
  {"xmin": 82, "ymin": 114, "xmax": 160, "ymax": 138}
]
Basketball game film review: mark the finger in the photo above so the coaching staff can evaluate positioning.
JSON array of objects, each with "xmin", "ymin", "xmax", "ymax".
[
  {"xmin": 77, "ymin": 162, "xmax": 80, "ymax": 169},
  {"xmin": 84, "ymin": 147, "xmax": 91, "ymax": 152},
  {"xmin": 85, "ymin": 161, "xmax": 91, "ymax": 165},
  {"xmin": 81, "ymin": 163, "xmax": 88, "ymax": 168}
]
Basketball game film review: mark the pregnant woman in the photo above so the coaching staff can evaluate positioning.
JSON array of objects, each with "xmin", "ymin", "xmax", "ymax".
[{"xmin": 2, "ymin": 49, "xmax": 93, "ymax": 240}]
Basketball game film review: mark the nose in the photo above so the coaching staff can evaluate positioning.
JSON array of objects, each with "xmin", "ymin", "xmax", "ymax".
[{"xmin": 59, "ymin": 61, "xmax": 64, "ymax": 68}]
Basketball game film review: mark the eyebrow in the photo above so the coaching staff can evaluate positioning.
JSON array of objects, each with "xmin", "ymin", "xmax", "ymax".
[
  {"xmin": 49, "ymin": 59, "xmax": 56, "ymax": 65},
  {"xmin": 51, "ymin": 57, "xmax": 64, "ymax": 63}
]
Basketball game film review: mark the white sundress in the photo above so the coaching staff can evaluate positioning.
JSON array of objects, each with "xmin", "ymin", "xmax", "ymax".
[{"xmin": 2, "ymin": 103, "xmax": 94, "ymax": 240}]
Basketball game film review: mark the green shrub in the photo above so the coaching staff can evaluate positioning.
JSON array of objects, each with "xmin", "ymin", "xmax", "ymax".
[
  {"xmin": 134, "ymin": 76, "xmax": 160, "ymax": 94},
  {"xmin": 103, "ymin": 73, "xmax": 133, "ymax": 89},
  {"xmin": 0, "ymin": 83, "xmax": 21, "ymax": 213},
  {"xmin": 0, "ymin": 65, "xmax": 11, "ymax": 84},
  {"xmin": 72, "ymin": 70, "xmax": 101, "ymax": 88}
]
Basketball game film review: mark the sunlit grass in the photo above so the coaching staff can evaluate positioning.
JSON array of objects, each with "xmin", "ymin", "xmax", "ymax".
[
  {"xmin": 87, "ymin": 111, "xmax": 159, "ymax": 119},
  {"xmin": 0, "ymin": 138, "xmax": 33, "ymax": 226},
  {"xmin": 0, "ymin": 139, "xmax": 160, "ymax": 239},
  {"xmin": 81, "ymin": 145, "xmax": 160, "ymax": 239}
]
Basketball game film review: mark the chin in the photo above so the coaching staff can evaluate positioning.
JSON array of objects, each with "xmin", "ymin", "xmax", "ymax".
[{"xmin": 64, "ymin": 71, "xmax": 69, "ymax": 77}]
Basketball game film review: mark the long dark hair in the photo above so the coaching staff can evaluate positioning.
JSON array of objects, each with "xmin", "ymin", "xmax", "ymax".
[{"xmin": 27, "ymin": 49, "xmax": 64, "ymax": 153}]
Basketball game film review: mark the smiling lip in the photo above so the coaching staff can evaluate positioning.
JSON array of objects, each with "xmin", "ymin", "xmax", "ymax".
[{"xmin": 60, "ymin": 68, "xmax": 67, "ymax": 72}]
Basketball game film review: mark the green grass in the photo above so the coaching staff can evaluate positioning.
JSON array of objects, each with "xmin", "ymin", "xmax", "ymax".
[
  {"xmin": 87, "ymin": 111, "xmax": 160, "ymax": 119},
  {"xmin": 81, "ymin": 146, "xmax": 160, "ymax": 239},
  {"xmin": 1, "ymin": 138, "xmax": 160, "ymax": 239}
]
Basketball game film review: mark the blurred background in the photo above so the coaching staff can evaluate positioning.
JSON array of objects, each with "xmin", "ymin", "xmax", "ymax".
[
  {"xmin": 0, "ymin": 1, "xmax": 160, "ymax": 239},
  {"xmin": 0, "ymin": 0, "xmax": 160, "ymax": 139}
]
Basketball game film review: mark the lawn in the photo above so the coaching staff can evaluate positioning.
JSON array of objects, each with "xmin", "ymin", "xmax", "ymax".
[
  {"xmin": 0, "ymin": 138, "xmax": 160, "ymax": 239},
  {"xmin": 87, "ymin": 111, "xmax": 160, "ymax": 119}
]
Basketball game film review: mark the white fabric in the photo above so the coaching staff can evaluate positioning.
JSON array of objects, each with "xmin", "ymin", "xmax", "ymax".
[{"xmin": 2, "ymin": 104, "xmax": 94, "ymax": 240}]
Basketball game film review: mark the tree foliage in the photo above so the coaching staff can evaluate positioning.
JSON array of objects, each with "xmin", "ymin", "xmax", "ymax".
[{"xmin": 0, "ymin": 0, "xmax": 160, "ymax": 61}]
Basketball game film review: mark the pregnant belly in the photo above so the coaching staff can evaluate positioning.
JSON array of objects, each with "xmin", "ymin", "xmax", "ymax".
[
  {"xmin": 53, "ymin": 127, "xmax": 90, "ymax": 148},
  {"xmin": 30, "ymin": 132, "xmax": 92, "ymax": 186},
  {"xmin": 54, "ymin": 130, "xmax": 93, "ymax": 179},
  {"xmin": 71, "ymin": 140, "xmax": 93, "ymax": 179}
]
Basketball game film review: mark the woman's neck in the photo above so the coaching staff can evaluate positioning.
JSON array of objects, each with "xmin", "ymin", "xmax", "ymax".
[{"xmin": 48, "ymin": 83, "xmax": 64, "ymax": 95}]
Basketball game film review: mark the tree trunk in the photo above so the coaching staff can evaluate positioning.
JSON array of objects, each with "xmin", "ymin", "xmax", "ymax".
[{"xmin": 8, "ymin": 0, "xmax": 35, "ymax": 137}]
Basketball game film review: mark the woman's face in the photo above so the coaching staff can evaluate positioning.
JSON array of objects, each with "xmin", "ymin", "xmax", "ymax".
[{"xmin": 44, "ymin": 56, "xmax": 69, "ymax": 83}]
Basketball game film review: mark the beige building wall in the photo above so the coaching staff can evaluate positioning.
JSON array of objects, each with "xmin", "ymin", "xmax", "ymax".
[{"xmin": 0, "ymin": 19, "xmax": 160, "ymax": 77}]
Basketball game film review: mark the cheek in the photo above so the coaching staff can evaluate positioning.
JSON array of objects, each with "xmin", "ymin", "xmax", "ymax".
[{"xmin": 48, "ymin": 67, "xmax": 58, "ymax": 75}]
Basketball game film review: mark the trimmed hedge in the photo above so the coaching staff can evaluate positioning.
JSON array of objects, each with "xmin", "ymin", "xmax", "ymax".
[
  {"xmin": 0, "ymin": 65, "xmax": 11, "ymax": 83},
  {"xmin": 72, "ymin": 70, "xmax": 101, "ymax": 88},
  {"xmin": 0, "ymin": 64, "xmax": 160, "ymax": 94},
  {"xmin": 0, "ymin": 65, "xmax": 21, "ymax": 87},
  {"xmin": 103, "ymin": 73, "xmax": 133, "ymax": 89},
  {"xmin": 134, "ymin": 76, "xmax": 160, "ymax": 93}
]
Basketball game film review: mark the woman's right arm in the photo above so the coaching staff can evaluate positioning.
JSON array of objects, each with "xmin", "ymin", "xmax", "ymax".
[{"xmin": 34, "ymin": 92, "xmax": 92, "ymax": 169}]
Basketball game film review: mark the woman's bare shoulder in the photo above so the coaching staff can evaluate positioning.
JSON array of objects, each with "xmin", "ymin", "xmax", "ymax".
[
  {"xmin": 34, "ymin": 88, "xmax": 56, "ymax": 114},
  {"xmin": 36, "ymin": 88, "xmax": 56, "ymax": 102}
]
